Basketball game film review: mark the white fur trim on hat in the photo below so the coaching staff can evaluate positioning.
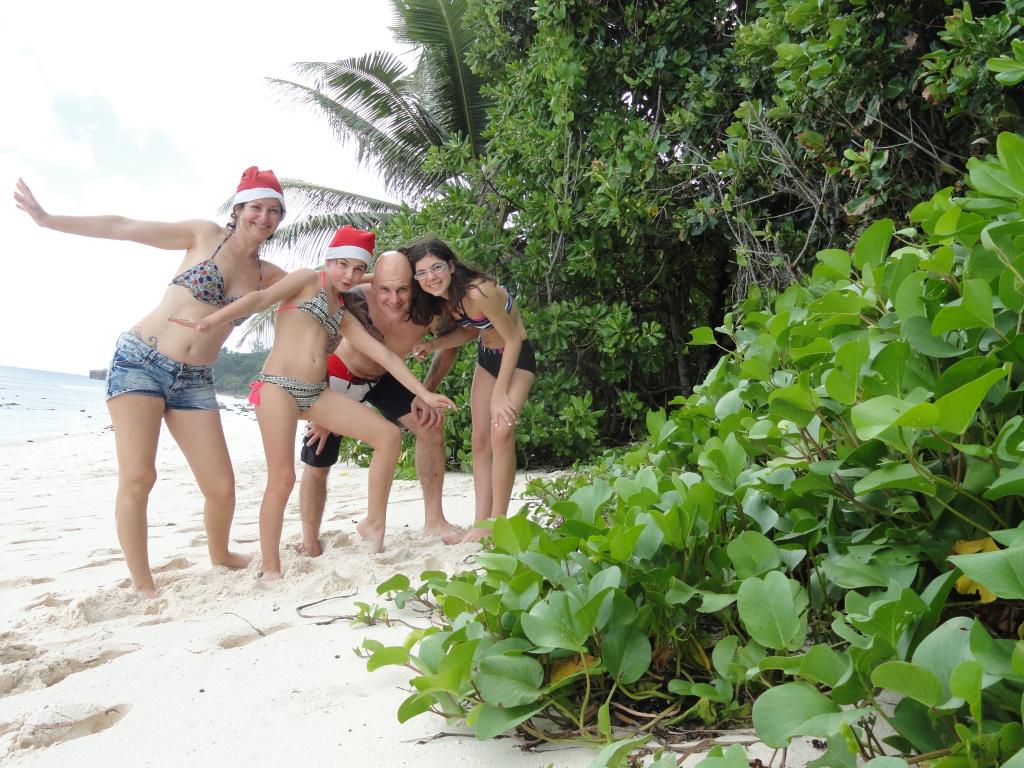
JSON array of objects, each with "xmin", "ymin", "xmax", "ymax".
[
  {"xmin": 323, "ymin": 244, "xmax": 372, "ymax": 265},
  {"xmin": 233, "ymin": 188, "xmax": 286, "ymax": 209}
]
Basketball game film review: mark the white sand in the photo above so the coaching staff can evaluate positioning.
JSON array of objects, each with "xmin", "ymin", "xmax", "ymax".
[{"xmin": 0, "ymin": 403, "xmax": 823, "ymax": 767}]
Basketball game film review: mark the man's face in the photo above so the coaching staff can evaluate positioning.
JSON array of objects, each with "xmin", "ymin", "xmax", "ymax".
[{"xmin": 372, "ymin": 273, "xmax": 413, "ymax": 319}]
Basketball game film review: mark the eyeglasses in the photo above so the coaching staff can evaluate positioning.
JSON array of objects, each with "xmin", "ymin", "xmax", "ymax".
[{"xmin": 413, "ymin": 262, "xmax": 449, "ymax": 281}]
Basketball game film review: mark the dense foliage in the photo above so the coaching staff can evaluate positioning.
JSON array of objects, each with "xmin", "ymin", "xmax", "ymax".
[
  {"xmin": 357, "ymin": 0, "xmax": 1024, "ymax": 466},
  {"xmin": 363, "ymin": 134, "xmax": 1024, "ymax": 766}
]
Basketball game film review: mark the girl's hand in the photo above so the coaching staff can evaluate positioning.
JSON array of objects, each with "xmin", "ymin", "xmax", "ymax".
[
  {"xmin": 411, "ymin": 341, "xmax": 434, "ymax": 362},
  {"xmin": 422, "ymin": 392, "xmax": 456, "ymax": 412},
  {"xmin": 491, "ymin": 392, "xmax": 518, "ymax": 429},
  {"xmin": 13, "ymin": 179, "xmax": 47, "ymax": 225},
  {"xmin": 169, "ymin": 317, "xmax": 213, "ymax": 332}
]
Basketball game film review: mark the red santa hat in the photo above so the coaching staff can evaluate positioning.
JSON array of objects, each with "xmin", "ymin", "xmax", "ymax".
[
  {"xmin": 232, "ymin": 166, "xmax": 286, "ymax": 212},
  {"xmin": 323, "ymin": 225, "xmax": 375, "ymax": 265}
]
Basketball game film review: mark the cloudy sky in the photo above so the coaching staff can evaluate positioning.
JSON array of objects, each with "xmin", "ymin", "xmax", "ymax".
[{"xmin": 2, "ymin": 1, "xmax": 407, "ymax": 374}]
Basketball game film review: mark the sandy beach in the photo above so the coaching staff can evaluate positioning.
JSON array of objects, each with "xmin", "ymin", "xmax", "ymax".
[{"xmin": 0, "ymin": 403, "xmax": 822, "ymax": 768}]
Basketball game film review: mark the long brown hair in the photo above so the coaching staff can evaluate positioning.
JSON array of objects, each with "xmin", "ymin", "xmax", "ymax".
[{"xmin": 403, "ymin": 238, "xmax": 494, "ymax": 327}]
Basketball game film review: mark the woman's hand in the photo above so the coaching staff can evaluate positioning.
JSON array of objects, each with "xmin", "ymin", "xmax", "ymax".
[
  {"xmin": 491, "ymin": 392, "xmax": 519, "ymax": 429},
  {"xmin": 411, "ymin": 340, "xmax": 435, "ymax": 362},
  {"xmin": 13, "ymin": 179, "xmax": 48, "ymax": 226},
  {"xmin": 422, "ymin": 392, "xmax": 456, "ymax": 412},
  {"xmin": 168, "ymin": 317, "xmax": 213, "ymax": 332}
]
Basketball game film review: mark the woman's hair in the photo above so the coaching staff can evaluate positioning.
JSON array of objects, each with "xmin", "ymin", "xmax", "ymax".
[{"xmin": 403, "ymin": 238, "xmax": 494, "ymax": 326}]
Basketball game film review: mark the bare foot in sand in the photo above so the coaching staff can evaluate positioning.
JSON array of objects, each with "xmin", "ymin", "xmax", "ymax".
[
  {"xmin": 136, "ymin": 586, "xmax": 159, "ymax": 600},
  {"xmin": 302, "ymin": 537, "xmax": 324, "ymax": 557},
  {"xmin": 461, "ymin": 526, "xmax": 491, "ymax": 544},
  {"xmin": 422, "ymin": 519, "xmax": 463, "ymax": 545},
  {"xmin": 356, "ymin": 519, "xmax": 385, "ymax": 553},
  {"xmin": 259, "ymin": 570, "xmax": 282, "ymax": 582},
  {"xmin": 212, "ymin": 551, "xmax": 254, "ymax": 569}
]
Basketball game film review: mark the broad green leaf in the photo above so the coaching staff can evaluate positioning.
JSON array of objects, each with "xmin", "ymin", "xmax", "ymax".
[
  {"xmin": 949, "ymin": 547, "xmax": 1024, "ymax": 599},
  {"xmin": 853, "ymin": 463, "xmax": 934, "ymax": 495},
  {"xmin": 601, "ymin": 625, "xmax": 651, "ymax": 684},
  {"xmin": 471, "ymin": 701, "xmax": 546, "ymax": 740},
  {"xmin": 397, "ymin": 692, "xmax": 435, "ymax": 723},
  {"xmin": 934, "ymin": 367, "xmax": 1008, "ymax": 434},
  {"xmin": 798, "ymin": 645, "xmax": 849, "ymax": 688},
  {"xmin": 903, "ymin": 316, "xmax": 965, "ymax": 358},
  {"xmin": 727, "ymin": 530, "xmax": 782, "ymax": 579},
  {"xmin": 476, "ymin": 654, "xmax": 545, "ymax": 707},
  {"xmin": 689, "ymin": 326, "xmax": 718, "ymax": 345},
  {"xmin": 587, "ymin": 735, "xmax": 652, "ymax": 767},
  {"xmin": 871, "ymin": 661, "xmax": 943, "ymax": 706},
  {"xmin": 998, "ymin": 132, "xmax": 1024, "ymax": 191},
  {"xmin": 751, "ymin": 682, "xmax": 840, "ymax": 748},
  {"xmin": 931, "ymin": 279, "xmax": 995, "ymax": 333},
  {"xmin": 863, "ymin": 759, "xmax": 910, "ymax": 768},
  {"xmin": 949, "ymin": 659, "xmax": 983, "ymax": 722},
  {"xmin": 693, "ymin": 744, "xmax": 755, "ymax": 768},
  {"xmin": 736, "ymin": 571, "xmax": 808, "ymax": 651},
  {"xmin": 521, "ymin": 593, "xmax": 588, "ymax": 651},
  {"xmin": 851, "ymin": 396, "xmax": 934, "ymax": 440},
  {"xmin": 366, "ymin": 645, "xmax": 410, "ymax": 671},
  {"xmin": 853, "ymin": 218, "xmax": 895, "ymax": 269}
]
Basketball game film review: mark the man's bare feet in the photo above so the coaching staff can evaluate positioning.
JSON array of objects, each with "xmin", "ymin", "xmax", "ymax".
[
  {"xmin": 423, "ymin": 519, "xmax": 463, "ymax": 544},
  {"xmin": 135, "ymin": 585, "xmax": 159, "ymax": 599},
  {"xmin": 356, "ymin": 518, "xmax": 385, "ymax": 553},
  {"xmin": 259, "ymin": 570, "xmax": 283, "ymax": 581},
  {"xmin": 302, "ymin": 537, "xmax": 324, "ymax": 557},
  {"xmin": 212, "ymin": 551, "xmax": 254, "ymax": 569},
  {"xmin": 461, "ymin": 526, "xmax": 491, "ymax": 544}
]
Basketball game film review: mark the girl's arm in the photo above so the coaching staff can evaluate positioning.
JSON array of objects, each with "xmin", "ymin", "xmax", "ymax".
[
  {"xmin": 467, "ymin": 284, "xmax": 526, "ymax": 422},
  {"xmin": 412, "ymin": 324, "xmax": 479, "ymax": 359},
  {"xmin": 170, "ymin": 269, "xmax": 318, "ymax": 331},
  {"xmin": 340, "ymin": 313, "xmax": 455, "ymax": 411},
  {"xmin": 15, "ymin": 178, "xmax": 216, "ymax": 251}
]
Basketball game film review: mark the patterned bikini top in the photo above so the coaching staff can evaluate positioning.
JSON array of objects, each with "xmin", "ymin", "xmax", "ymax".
[
  {"xmin": 170, "ymin": 236, "xmax": 262, "ymax": 327},
  {"xmin": 277, "ymin": 271, "xmax": 345, "ymax": 343},
  {"xmin": 454, "ymin": 284, "xmax": 513, "ymax": 331}
]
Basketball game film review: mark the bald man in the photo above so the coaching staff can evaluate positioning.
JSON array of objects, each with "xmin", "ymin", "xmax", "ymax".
[{"xmin": 299, "ymin": 250, "xmax": 461, "ymax": 551}]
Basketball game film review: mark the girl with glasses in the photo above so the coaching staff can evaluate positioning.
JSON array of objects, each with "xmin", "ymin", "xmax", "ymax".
[{"xmin": 406, "ymin": 238, "xmax": 535, "ymax": 544}]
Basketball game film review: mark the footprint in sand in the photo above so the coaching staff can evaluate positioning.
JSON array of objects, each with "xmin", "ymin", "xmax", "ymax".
[
  {"xmin": 0, "ymin": 576, "xmax": 54, "ymax": 589},
  {"xmin": 329, "ymin": 532, "xmax": 354, "ymax": 549},
  {"xmin": 26, "ymin": 593, "xmax": 71, "ymax": 610},
  {"xmin": 374, "ymin": 546, "xmax": 413, "ymax": 565},
  {"xmin": 88, "ymin": 547, "xmax": 121, "ymax": 557},
  {"xmin": 152, "ymin": 557, "xmax": 194, "ymax": 573},
  {"xmin": 0, "ymin": 643, "xmax": 139, "ymax": 697},
  {"xmin": 3, "ymin": 703, "xmax": 129, "ymax": 752},
  {"xmin": 71, "ymin": 591, "xmax": 168, "ymax": 625},
  {"xmin": 184, "ymin": 622, "xmax": 288, "ymax": 653},
  {"xmin": 66, "ymin": 557, "xmax": 122, "ymax": 571}
]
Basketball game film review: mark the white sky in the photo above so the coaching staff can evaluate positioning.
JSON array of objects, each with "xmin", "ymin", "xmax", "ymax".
[{"xmin": 1, "ymin": 0, "xmax": 409, "ymax": 374}]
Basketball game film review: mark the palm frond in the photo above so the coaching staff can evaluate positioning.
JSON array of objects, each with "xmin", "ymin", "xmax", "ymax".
[
  {"xmin": 263, "ymin": 210, "xmax": 400, "ymax": 266},
  {"xmin": 391, "ymin": 0, "xmax": 491, "ymax": 154},
  {"xmin": 236, "ymin": 306, "xmax": 277, "ymax": 351}
]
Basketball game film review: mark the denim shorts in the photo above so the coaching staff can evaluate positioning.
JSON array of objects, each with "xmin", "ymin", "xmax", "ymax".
[{"xmin": 106, "ymin": 332, "xmax": 219, "ymax": 410}]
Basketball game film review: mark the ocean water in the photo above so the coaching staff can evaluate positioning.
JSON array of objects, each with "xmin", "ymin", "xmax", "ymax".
[{"xmin": 0, "ymin": 365, "xmax": 110, "ymax": 444}]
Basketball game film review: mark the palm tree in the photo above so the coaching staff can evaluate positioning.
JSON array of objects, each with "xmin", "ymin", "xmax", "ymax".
[{"xmin": 237, "ymin": 0, "xmax": 489, "ymax": 347}]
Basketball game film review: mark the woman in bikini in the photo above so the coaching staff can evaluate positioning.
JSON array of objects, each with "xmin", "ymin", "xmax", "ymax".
[
  {"xmin": 172, "ymin": 226, "xmax": 455, "ymax": 577},
  {"xmin": 13, "ymin": 168, "xmax": 288, "ymax": 597},
  {"xmin": 406, "ymin": 238, "xmax": 535, "ymax": 543}
]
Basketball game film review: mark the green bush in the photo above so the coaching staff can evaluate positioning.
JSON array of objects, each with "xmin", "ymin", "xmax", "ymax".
[{"xmin": 362, "ymin": 133, "xmax": 1024, "ymax": 765}]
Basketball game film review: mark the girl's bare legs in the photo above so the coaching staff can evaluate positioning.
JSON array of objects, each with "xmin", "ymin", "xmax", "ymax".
[
  {"xmin": 307, "ymin": 391, "xmax": 402, "ymax": 554},
  {"xmin": 164, "ymin": 408, "xmax": 251, "ymax": 569},
  {"xmin": 463, "ymin": 366, "xmax": 535, "ymax": 544},
  {"xmin": 468, "ymin": 366, "xmax": 497, "ymax": 528},
  {"xmin": 107, "ymin": 394, "xmax": 166, "ymax": 597},
  {"xmin": 253, "ymin": 384, "xmax": 300, "ymax": 579}
]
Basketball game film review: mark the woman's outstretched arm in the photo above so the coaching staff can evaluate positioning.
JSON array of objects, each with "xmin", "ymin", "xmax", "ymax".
[{"xmin": 14, "ymin": 178, "xmax": 216, "ymax": 251}]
